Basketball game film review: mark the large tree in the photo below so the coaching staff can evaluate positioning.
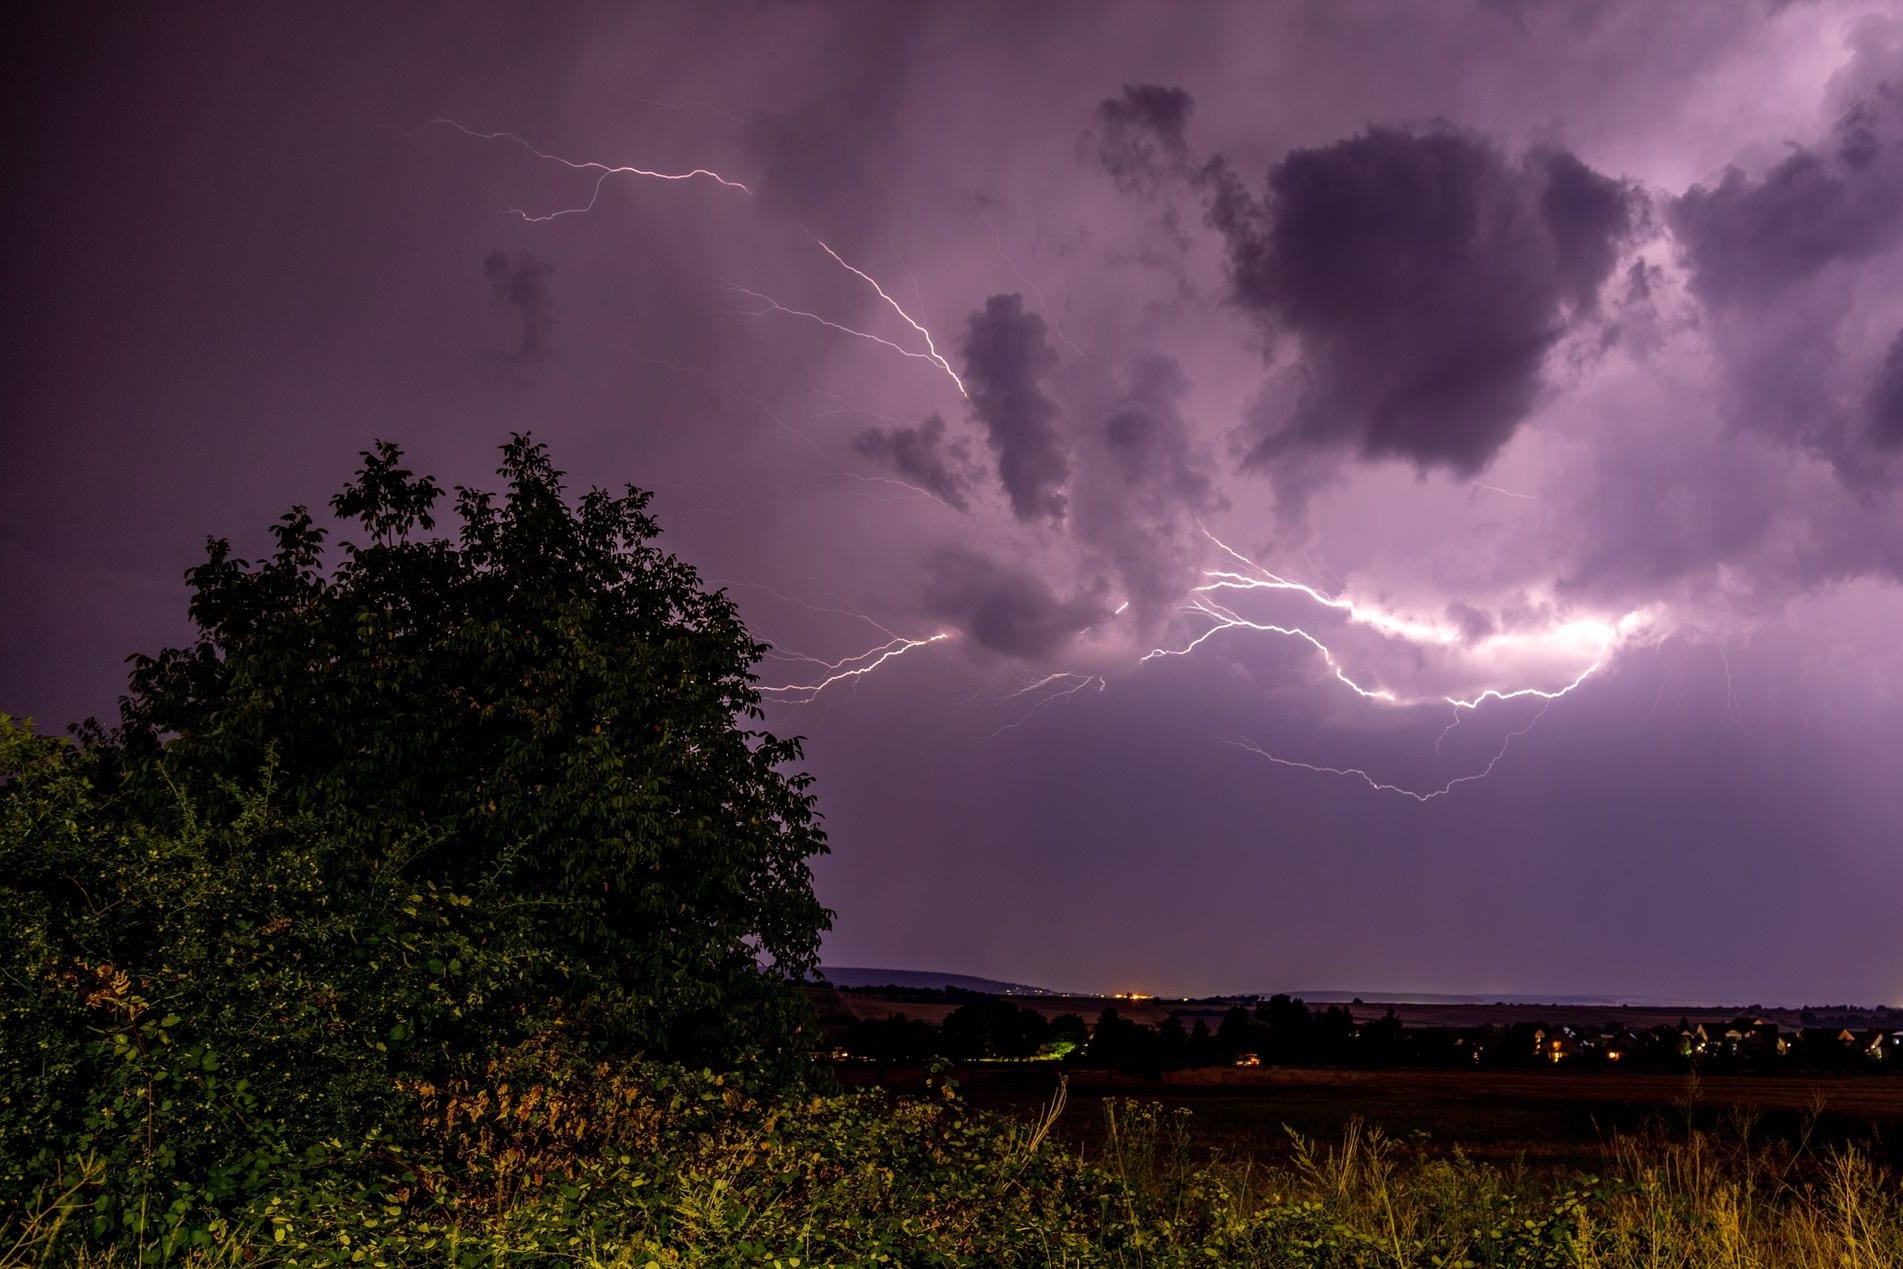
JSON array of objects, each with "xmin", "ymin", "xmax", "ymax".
[{"xmin": 117, "ymin": 435, "xmax": 830, "ymax": 1053}]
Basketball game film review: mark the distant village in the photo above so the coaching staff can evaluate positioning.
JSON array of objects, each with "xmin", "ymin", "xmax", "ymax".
[{"xmin": 816, "ymin": 985, "xmax": 1903, "ymax": 1076}]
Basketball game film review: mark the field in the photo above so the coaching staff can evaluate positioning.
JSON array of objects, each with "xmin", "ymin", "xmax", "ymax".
[
  {"xmin": 835, "ymin": 1062, "xmax": 1903, "ymax": 1170},
  {"xmin": 818, "ymin": 989, "xmax": 1903, "ymax": 1175}
]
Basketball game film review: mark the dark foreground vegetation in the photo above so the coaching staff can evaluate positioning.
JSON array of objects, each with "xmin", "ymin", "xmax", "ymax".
[{"xmin": 4, "ymin": 439, "xmax": 1899, "ymax": 1266}]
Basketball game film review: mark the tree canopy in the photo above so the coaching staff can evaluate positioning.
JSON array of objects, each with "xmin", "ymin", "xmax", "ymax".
[{"xmin": 1, "ymin": 436, "xmax": 833, "ymax": 1228}]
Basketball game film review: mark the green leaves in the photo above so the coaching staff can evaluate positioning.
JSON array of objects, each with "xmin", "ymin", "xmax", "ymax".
[
  {"xmin": 96, "ymin": 435, "xmax": 830, "ymax": 1066},
  {"xmin": 1, "ymin": 435, "xmax": 835, "ymax": 1253}
]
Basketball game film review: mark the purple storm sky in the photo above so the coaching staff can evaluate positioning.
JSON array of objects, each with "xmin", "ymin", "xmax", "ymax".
[{"xmin": 8, "ymin": 2, "xmax": 1903, "ymax": 1005}]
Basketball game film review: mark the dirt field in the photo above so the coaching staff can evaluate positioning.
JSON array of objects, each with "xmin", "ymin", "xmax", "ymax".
[{"xmin": 831, "ymin": 1062, "xmax": 1903, "ymax": 1170}]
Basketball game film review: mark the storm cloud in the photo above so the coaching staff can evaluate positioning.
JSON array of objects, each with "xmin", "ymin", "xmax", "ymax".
[
  {"xmin": 961, "ymin": 293, "xmax": 1071, "ymax": 523},
  {"xmin": 1090, "ymin": 83, "xmax": 1195, "ymax": 195},
  {"xmin": 1209, "ymin": 127, "xmax": 1637, "ymax": 479},
  {"xmin": 1672, "ymin": 94, "xmax": 1903, "ymax": 304},
  {"xmin": 851, "ymin": 414, "xmax": 979, "ymax": 509},
  {"xmin": 1869, "ymin": 330, "xmax": 1903, "ymax": 447},
  {"xmin": 923, "ymin": 548, "xmax": 1105, "ymax": 658},
  {"xmin": 482, "ymin": 249, "xmax": 554, "ymax": 365},
  {"xmin": 1075, "ymin": 354, "xmax": 1221, "ymax": 616},
  {"xmin": 13, "ymin": 0, "xmax": 1903, "ymax": 1006}
]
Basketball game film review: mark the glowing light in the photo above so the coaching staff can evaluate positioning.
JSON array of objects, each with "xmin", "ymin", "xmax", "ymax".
[
  {"xmin": 1161, "ymin": 526, "xmax": 1632, "ymax": 713},
  {"xmin": 417, "ymin": 118, "xmax": 752, "ymax": 222},
  {"xmin": 1472, "ymin": 480, "xmax": 1538, "ymax": 501},
  {"xmin": 420, "ymin": 120, "xmax": 966, "ymax": 401},
  {"xmin": 1143, "ymin": 595, "xmax": 1399, "ymax": 703},
  {"xmin": 758, "ymin": 633, "xmax": 953, "ymax": 703},
  {"xmin": 1227, "ymin": 700, "xmax": 1557, "ymax": 803},
  {"xmin": 1198, "ymin": 527, "xmax": 1459, "ymax": 647},
  {"xmin": 809, "ymin": 237, "xmax": 969, "ymax": 399},
  {"xmin": 1153, "ymin": 529, "xmax": 1654, "ymax": 799},
  {"xmin": 985, "ymin": 672, "xmax": 1106, "ymax": 739},
  {"xmin": 718, "ymin": 277, "xmax": 963, "ymax": 397}
]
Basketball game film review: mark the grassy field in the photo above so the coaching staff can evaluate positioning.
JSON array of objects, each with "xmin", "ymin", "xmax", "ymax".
[
  {"xmin": 6, "ymin": 1055, "xmax": 1900, "ymax": 1265},
  {"xmin": 837, "ymin": 1061, "xmax": 1903, "ymax": 1171}
]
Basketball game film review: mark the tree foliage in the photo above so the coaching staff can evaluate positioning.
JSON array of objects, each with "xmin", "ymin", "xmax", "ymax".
[{"xmin": 0, "ymin": 436, "xmax": 833, "ymax": 1231}]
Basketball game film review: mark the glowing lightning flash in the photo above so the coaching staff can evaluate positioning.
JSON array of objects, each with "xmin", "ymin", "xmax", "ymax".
[
  {"xmin": 1151, "ymin": 528, "xmax": 1636, "ymax": 799},
  {"xmin": 417, "ymin": 120, "xmax": 967, "ymax": 400},
  {"xmin": 757, "ymin": 633, "xmax": 953, "ymax": 704},
  {"xmin": 418, "ymin": 118, "xmax": 752, "ymax": 221},
  {"xmin": 1228, "ymin": 700, "xmax": 1557, "ymax": 803},
  {"xmin": 806, "ymin": 237, "xmax": 969, "ymax": 399},
  {"xmin": 1142, "ymin": 595, "xmax": 1400, "ymax": 703},
  {"xmin": 985, "ymin": 672, "xmax": 1107, "ymax": 739}
]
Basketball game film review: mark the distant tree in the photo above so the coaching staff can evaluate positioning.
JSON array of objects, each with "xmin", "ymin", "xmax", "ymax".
[
  {"xmin": 939, "ymin": 998, "xmax": 1052, "ymax": 1059},
  {"xmin": 1215, "ymin": 1005, "xmax": 1257, "ymax": 1060},
  {"xmin": 841, "ymin": 1014, "xmax": 939, "ymax": 1065},
  {"xmin": 1255, "ymin": 993, "xmax": 1313, "ymax": 1063},
  {"xmin": 1087, "ymin": 1007, "xmax": 1161, "ymax": 1077},
  {"xmin": 1186, "ymin": 1017, "xmax": 1217, "ymax": 1067},
  {"xmin": 1047, "ymin": 1012, "xmax": 1090, "ymax": 1059},
  {"xmin": 1157, "ymin": 1014, "xmax": 1189, "ymax": 1067},
  {"xmin": 1358, "ymin": 1008, "xmax": 1405, "ymax": 1066}
]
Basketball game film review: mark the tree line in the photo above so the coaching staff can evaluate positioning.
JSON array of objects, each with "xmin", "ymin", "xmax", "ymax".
[{"xmin": 836, "ymin": 992, "xmax": 1903, "ymax": 1077}]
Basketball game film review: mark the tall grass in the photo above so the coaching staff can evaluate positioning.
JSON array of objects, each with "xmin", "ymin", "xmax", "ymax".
[{"xmin": 9, "ymin": 1069, "xmax": 1899, "ymax": 1267}]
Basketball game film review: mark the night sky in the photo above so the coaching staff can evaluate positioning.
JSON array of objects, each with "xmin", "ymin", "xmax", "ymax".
[{"xmin": 8, "ymin": 3, "xmax": 1903, "ymax": 1005}]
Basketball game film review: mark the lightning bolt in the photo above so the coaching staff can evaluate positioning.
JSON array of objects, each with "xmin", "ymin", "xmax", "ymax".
[
  {"xmin": 1169, "ymin": 526, "xmax": 1618, "ymax": 712},
  {"xmin": 717, "ymin": 277, "xmax": 962, "ymax": 395},
  {"xmin": 985, "ymin": 672, "xmax": 1107, "ymax": 739},
  {"xmin": 421, "ymin": 113, "xmax": 1632, "ymax": 801},
  {"xmin": 757, "ymin": 633, "xmax": 953, "ymax": 703},
  {"xmin": 978, "ymin": 206, "xmax": 1084, "ymax": 359},
  {"xmin": 1142, "ymin": 594, "xmax": 1400, "ymax": 703},
  {"xmin": 1198, "ymin": 528, "xmax": 1459, "ymax": 647},
  {"xmin": 1471, "ymin": 480, "xmax": 1538, "ymax": 501},
  {"xmin": 417, "ymin": 118, "xmax": 752, "ymax": 222},
  {"xmin": 1150, "ymin": 528, "xmax": 1637, "ymax": 798},
  {"xmin": 418, "ymin": 120, "xmax": 968, "ymax": 401},
  {"xmin": 807, "ymin": 237, "xmax": 970, "ymax": 399},
  {"xmin": 1227, "ymin": 699, "xmax": 1556, "ymax": 803}
]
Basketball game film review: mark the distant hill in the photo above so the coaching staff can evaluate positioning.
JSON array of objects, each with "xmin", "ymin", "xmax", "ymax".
[
  {"xmin": 1280, "ymin": 990, "xmax": 1738, "ymax": 1009},
  {"xmin": 817, "ymin": 966, "xmax": 1060, "ymax": 996}
]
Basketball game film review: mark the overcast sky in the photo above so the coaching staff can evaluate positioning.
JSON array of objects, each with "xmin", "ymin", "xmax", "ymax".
[{"xmin": 9, "ymin": 1, "xmax": 1903, "ymax": 1004}]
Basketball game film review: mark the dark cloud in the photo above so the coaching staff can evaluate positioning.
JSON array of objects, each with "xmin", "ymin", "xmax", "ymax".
[
  {"xmin": 1540, "ymin": 150, "xmax": 1641, "ymax": 306},
  {"xmin": 741, "ymin": 8, "xmax": 921, "ymax": 232},
  {"xmin": 850, "ymin": 414, "xmax": 980, "ymax": 508},
  {"xmin": 1671, "ymin": 93, "xmax": 1903, "ymax": 304},
  {"xmin": 1102, "ymin": 354, "xmax": 1216, "ymax": 509},
  {"xmin": 482, "ymin": 249, "xmax": 553, "ymax": 364},
  {"xmin": 1870, "ymin": 330, "xmax": 1903, "ymax": 448},
  {"xmin": 1665, "ymin": 27, "xmax": 1903, "ymax": 477},
  {"xmin": 923, "ymin": 549, "xmax": 1105, "ymax": 658},
  {"xmin": 1081, "ymin": 354, "xmax": 1222, "ymax": 614},
  {"xmin": 961, "ymin": 293, "xmax": 1071, "ymax": 522},
  {"xmin": 1090, "ymin": 83, "xmax": 1195, "ymax": 194},
  {"xmin": 1209, "ymin": 126, "xmax": 1637, "ymax": 479}
]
